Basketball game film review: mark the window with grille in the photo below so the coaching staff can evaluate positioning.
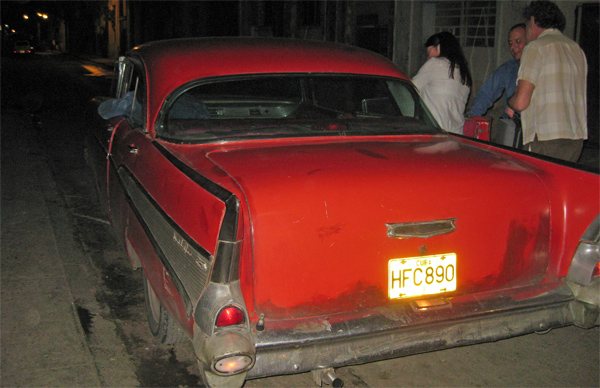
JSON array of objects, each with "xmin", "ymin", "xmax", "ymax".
[{"xmin": 434, "ymin": 1, "xmax": 496, "ymax": 47}]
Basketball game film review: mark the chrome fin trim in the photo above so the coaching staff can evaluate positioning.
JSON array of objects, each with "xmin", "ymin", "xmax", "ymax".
[
  {"xmin": 386, "ymin": 218, "xmax": 457, "ymax": 239},
  {"xmin": 118, "ymin": 166, "xmax": 212, "ymax": 316},
  {"xmin": 153, "ymin": 141, "xmax": 241, "ymax": 284},
  {"xmin": 567, "ymin": 214, "xmax": 600, "ymax": 286}
]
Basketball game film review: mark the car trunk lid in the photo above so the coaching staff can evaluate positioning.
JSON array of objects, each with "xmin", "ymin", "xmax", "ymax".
[{"xmin": 207, "ymin": 136, "xmax": 551, "ymax": 319}]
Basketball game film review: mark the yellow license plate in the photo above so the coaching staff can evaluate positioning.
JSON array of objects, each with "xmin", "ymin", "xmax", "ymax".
[{"xmin": 388, "ymin": 253, "xmax": 457, "ymax": 299}]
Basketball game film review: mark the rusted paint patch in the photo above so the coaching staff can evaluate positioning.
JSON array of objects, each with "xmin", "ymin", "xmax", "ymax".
[
  {"xmin": 373, "ymin": 306, "xmax": 412, "ymax": 324},
  {"xmin": 292, "ymin": 319, "xmax": 332, "ymax": 333},
  {"xmin": 503, "ymin": 217, "xmax": 549, "ymax": 284},
  {"xmin": 317, "ymin": 222, "xmax": 345, "ymax": 240},
  {"xmin": 462, "ymin": 213, "xmax": 550, "ymax": 294},
  {"xmin": 258, "ymin": 282, "xmax": 389, "ymax": 319}
]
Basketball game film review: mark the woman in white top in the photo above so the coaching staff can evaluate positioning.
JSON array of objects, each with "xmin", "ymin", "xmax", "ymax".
[{"xmin": 412, "ymin": 32, "xmax": 472, "ymax": 134}]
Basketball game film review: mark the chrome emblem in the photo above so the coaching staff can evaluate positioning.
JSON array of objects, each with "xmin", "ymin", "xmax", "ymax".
[{"xmin": 386, "ymin": 218, "xmax": 457, "ymax": 239}]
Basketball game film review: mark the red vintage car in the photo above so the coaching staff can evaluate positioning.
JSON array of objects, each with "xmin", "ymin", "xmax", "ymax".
[{"xmin": 86, "ymin": 37, "xmax": 599, "ymax": 388}]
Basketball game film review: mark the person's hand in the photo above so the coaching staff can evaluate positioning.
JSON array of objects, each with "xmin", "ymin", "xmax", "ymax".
[{"xmin": 505, "ymin": 106, "xmax": 515, "ymax": 119}]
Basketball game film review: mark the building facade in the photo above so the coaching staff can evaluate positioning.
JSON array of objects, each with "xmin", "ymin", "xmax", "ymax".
[{"xmin": 80, "ymin": 0, "xmax": 599, "ymax": 143}]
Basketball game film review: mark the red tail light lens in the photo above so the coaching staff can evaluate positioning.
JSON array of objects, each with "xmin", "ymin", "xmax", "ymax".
[
  {"xmin": 593, "ymin": 262, "xmax": 600, "ymax": 278},
  {"xmin": 216, "ymin": 306, "xmax": 245, "ymax": 327}
]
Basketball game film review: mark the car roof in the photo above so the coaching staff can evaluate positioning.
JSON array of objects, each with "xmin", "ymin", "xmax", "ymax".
[{"xmin": 127, "ymin": 37, "xmax": 410, "ymax": 126}]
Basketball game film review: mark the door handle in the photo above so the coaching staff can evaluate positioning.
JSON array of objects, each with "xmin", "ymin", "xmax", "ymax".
[{"xmin": 128, "ymin": 144, "xmax": 139, "ymax": 154}]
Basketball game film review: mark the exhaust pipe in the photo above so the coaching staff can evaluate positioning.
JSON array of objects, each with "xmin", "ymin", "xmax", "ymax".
[{"xmin": 312, "ymin": 367, "xmax": 343, "ymax": 387}]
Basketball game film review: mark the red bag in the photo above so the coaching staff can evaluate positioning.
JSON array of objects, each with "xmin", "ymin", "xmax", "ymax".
[{"xmin": 463, "ymin": 116, "xmax": 491, "ymax": 141}]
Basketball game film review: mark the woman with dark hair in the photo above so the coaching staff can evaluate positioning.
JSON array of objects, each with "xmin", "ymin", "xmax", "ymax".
[{"xmin": 412, "ymin": 31, "xmax": 472, "ymax": 134}]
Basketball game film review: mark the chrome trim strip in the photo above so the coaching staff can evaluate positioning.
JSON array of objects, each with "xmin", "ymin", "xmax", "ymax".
[{"xmin": 386, "ymin": 218, "xmax": 457, "ymax": 239}]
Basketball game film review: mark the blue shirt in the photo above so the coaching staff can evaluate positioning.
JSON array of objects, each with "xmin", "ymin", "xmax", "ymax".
[{"xmin": 467, "ymin": 59, "xmax": 519, "ymax": 118}]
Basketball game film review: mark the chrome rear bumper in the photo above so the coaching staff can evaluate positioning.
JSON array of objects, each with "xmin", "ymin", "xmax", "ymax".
[{"xmin": 248, "ymin": 282, "xmax": 575, "ymax": 379}]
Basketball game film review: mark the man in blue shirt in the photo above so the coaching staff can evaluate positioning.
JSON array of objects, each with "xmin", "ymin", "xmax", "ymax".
[{"xmin": 467, "ymin": 24, "xmax": 526, "ymax": 118}]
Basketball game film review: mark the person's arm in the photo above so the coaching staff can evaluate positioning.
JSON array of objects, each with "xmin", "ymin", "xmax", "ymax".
[
  {"xmin": 507, "ymin": 42, "xmax": 539, "ymax": 118},
  {"xmin": 506, "ymin": 79, "xmax": 535, "ymax": 117},
  {"xmin": 467, "ymin": 65, "xmax": 509, "ymax": 116},
  {"xmin": 411, "ymin": 58, "xmax": 436, "ymax": 92}
]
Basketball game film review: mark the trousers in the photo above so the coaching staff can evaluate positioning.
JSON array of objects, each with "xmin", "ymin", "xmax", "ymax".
[{"xmin": 526, "ymin": 137, "xmax": 584, "ymax": 163}]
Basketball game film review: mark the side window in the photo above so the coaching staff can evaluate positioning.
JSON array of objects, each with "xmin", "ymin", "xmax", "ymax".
[
  {"xmin": 128, "ymin": 67, "xmax": 146, "ymax": 128},
  {"xmin": 387, "ymin": 82, "xmax": 415, "ymax": 117},
  {"xmin": 99, "ymin": 59, "xmax": 146, "ymax": 127},
  {"xmin": 117, "ymin": 63, "xmax": 146, "ymax": 127}
]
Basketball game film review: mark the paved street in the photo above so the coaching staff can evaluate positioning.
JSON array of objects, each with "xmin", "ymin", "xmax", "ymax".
[{"xmin": 1, "ymin": 52, "xmax": 598, "ymax": 388}]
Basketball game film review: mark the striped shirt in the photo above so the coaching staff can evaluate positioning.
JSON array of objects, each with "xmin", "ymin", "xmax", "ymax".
[{"xmin": 517, "ymin": 29, "xmax": 587, "ymax": 144}]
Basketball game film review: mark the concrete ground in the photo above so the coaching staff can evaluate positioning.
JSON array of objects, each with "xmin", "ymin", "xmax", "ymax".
[{"xmin": 1, "ymin": 109, "xmax": 139, "ymax": 386}]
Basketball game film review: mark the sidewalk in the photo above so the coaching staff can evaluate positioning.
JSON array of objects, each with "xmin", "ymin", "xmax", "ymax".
[
  {"xmin": 1, "ymin": 111, "xmax": 104, "ymax": 385},
  {"xmin": 0, "ymin": 105, "xmax": 143, "ymax": 387}
]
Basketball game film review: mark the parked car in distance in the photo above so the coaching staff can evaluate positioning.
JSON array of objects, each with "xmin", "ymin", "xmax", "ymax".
[
  {"xmin": 85, "ymin": 37, "xmax": 599, "ymax": 388},
  {"xmin": 13, "ymin": 40, "xmax": 33, "ymax": 55}
]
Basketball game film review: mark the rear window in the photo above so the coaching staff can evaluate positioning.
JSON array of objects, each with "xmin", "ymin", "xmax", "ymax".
[{"xmin": 158, "ymin": 74, "xmax": 440, "ymax": 142}]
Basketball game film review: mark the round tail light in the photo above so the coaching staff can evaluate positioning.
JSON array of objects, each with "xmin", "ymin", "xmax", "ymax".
[{"xmin": 216, "ymin": 306, "xmax": 245, "ymax": 327}]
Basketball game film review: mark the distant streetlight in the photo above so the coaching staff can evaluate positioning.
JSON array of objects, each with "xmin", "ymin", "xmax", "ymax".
[{"xmin": 23, "ymin": 14, "xmax": 29, "ymax": 20}]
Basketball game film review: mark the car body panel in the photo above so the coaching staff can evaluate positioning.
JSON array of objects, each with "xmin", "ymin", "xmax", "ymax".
[{"xmin": 202, "ymin": 135, "xmax": 552, "ymax": 318}]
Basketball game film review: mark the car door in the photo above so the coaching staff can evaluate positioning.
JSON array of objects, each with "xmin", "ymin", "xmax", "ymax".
[
  {"xmin": 106, "ymin": 58, "xmax": 148, "ymax": 245},
  {"xmin": 105, "ymin": 59, "xmax": 198, "ymax": 331}
]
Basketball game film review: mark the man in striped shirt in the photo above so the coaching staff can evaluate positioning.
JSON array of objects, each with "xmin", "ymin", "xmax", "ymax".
[{"xmin": 507, "ymin": 0, "xmax": 587, "ymax": 162}]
